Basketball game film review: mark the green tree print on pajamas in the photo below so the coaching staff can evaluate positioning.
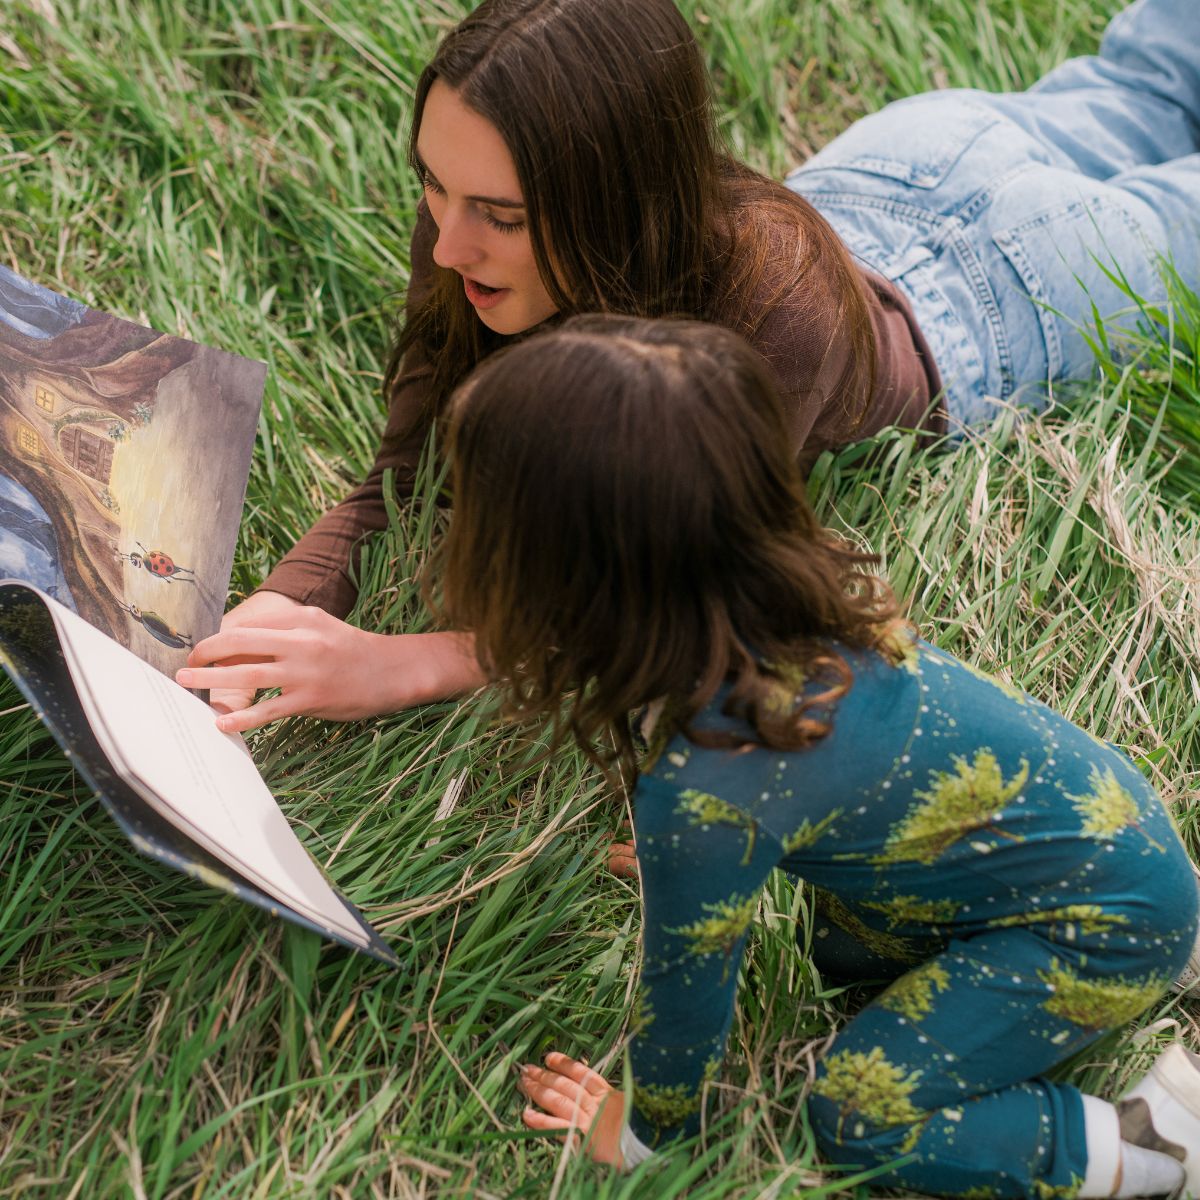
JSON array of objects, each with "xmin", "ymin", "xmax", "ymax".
[{"xmin": 629, "ymin": 637, "xmax": 1198, "ymax": 1197}]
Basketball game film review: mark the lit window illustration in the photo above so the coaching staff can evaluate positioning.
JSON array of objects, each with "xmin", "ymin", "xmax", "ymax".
[
  {"xmin": 35, "ymin": 386, "xmax": 56, "ymax": 412},
  {"xmin": 17, "ymin": 426, "xmax": 39, "ymax": 456}
]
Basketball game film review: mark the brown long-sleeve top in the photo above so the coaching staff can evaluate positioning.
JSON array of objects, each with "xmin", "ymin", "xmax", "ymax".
[{"xmin": 260, "ymin": 206, "xmax": 946, "ymax": 618}]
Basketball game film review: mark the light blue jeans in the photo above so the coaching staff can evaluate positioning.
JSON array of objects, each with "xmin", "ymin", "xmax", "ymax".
[{"xmin": 785, "ymin": 0, "xmax": 1200, "ymax": 431}]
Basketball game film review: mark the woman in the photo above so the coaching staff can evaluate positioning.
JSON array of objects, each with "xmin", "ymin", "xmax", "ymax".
[
  {"xmin": 175, "ymin": 0, "xmax": 1200, "ymax": 730},
  {"xmin": 438, "ymin": 315, "xmax": 1200, "ymax": 1196}
]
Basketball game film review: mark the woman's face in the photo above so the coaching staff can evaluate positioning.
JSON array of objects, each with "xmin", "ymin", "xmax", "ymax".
[{"xmin": 416, "ymin": 80, "xmax": 559, "ymax": 335}]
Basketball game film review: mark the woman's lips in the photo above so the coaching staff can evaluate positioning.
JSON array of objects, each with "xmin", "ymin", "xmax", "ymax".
[{"xmin": 463, "ymin": 276, "xmax": 510, "ymax": 310}]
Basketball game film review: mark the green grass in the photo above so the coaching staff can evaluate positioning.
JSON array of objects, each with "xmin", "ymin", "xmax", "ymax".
[{"xmin": 3, "ymin": 0, "xmax": 1200, "ymax": 1196}]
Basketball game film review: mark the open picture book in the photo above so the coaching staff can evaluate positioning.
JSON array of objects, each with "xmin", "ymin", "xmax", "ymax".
[{"xmin": 0, "ymin": 265, "xmax": 396, "ymax": 965}]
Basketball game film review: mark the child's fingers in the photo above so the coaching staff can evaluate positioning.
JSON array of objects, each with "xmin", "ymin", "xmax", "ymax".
[
  {"xmin": 543, "ymin": 1053, "xmax": 612, "ymax": 1099},
  {"xmin": 521, "ymin": 1107, "xmax": 580, "ymax": 1135},
  {"xmin": 606, "ymin": 840, "xmax": 639, "ymax": 879},
  {"xmin": 519, "ymin": 1067, "xmax": 599, "ymax": 1119}
]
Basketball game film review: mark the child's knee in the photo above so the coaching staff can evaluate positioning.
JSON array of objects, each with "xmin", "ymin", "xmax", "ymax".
[
  {"xmin": 807, "ymin": 1064, "xmax": 925, "ymax": 1173},
  {"xmin": 1139, "ymin": 839, "xmax": 1200, "ymax": 980}
]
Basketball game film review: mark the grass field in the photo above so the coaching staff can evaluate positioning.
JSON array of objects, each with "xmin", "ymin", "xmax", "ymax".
[{"xmin": 3, "ymin": 1, "xmax": 1200, "ymax": 1196}]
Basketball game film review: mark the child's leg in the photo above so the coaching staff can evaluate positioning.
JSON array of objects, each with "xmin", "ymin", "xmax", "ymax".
[
  {"xmin": 807, "ymin": 925, "xmax": 1184, "ymax": 1198},
  {"xmin": 808, "ymin": 886, "xmax": 939, "ymax": 983}
]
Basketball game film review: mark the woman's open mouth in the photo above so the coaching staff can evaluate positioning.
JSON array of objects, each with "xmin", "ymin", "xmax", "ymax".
[{"xmin": 464, "ymin": 276, "xmax": 509, "ymax": 309}]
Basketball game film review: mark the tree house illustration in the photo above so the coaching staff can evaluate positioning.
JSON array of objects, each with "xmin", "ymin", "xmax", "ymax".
[
  {"xmin": 16, "ymin": 423, "xmax": 40, "ymax": 458},
  {"xmin": 59, "ymin": 424, "xmax": 115, "ymax": 485}
]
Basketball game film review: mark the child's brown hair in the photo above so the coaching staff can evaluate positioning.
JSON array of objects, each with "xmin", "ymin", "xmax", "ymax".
[{"xmin": 438, "ymin": 315, "xmax": 902, "ymax": 769}]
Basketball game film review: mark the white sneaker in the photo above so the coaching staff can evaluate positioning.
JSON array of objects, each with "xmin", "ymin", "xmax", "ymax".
[
  {"xmin": 1119, "ymin": 1043, "xmax": 1200, "ymax": 1194},
  {"xmin": 1174, "ymin": 948, "xmax": 1200, "ymax": 995}
]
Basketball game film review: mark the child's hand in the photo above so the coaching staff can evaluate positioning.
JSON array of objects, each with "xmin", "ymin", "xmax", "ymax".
[
  {"xmin": 518, "ymin": 1052, "xmax": 625, "ymax": 1167},
  {"xmin": 606, "ymin": 838, "xmax": 639, "ymax": 879}
]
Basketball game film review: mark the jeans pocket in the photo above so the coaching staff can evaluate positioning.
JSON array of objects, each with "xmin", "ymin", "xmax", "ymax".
[
  {"xmin": 991, "ymin": 194, "xmax": 1149, "ymax": 382},
  {"xmin": 797, "ymin": 94, "xmax": 1002, "ymax": 189}
]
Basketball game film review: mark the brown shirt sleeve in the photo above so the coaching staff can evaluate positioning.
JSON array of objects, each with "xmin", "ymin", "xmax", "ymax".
[
  {"xmin": 748, "ymin": 260, "xmax": 946, "ymax": 476},
  {"xmin": 257, "ymin": 205, "xmax": 440, "ymax": 617}
]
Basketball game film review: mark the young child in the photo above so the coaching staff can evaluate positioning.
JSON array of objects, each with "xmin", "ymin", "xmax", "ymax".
[{"xmin": 438, "ymin": 315, "xmax": 1200, "ymax": 1198}]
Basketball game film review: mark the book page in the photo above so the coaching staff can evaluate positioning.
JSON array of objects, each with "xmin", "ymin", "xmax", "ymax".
[{"xmin": 41, "ymin": 590, "xmax": 368, "ymax": 947}]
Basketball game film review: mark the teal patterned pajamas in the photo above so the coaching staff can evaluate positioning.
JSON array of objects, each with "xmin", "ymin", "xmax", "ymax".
[{"xmin": 630, "ymin": 637, "xmax": 1198, "ymax": 1197}]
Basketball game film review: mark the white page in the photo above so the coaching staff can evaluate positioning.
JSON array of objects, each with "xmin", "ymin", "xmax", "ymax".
[{"xmin": 34, "ymin": 589, "xmax": 368, "ymax": 947}]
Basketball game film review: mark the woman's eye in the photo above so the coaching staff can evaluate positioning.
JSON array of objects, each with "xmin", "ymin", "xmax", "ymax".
[
  {"xmin": 483, "ymin": 211, "xmax": 526, "ymax": 234},
  {"xmin": 419, "ymin": 168, "xmax": 445, "ymax": 195}
]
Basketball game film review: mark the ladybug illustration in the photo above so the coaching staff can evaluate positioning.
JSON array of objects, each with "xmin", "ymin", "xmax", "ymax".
[
  {"xmin": 119, "ymin": 601, "xmax": 194, "ymax": 649},
  {"xmin": 118, "ymin": 541, "xmax": 196, "ymax": 584}
]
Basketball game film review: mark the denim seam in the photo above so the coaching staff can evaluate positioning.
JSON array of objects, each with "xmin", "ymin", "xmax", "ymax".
[
  {"xmin": 953, "ymin": 162, "xmax": 1039, "ymax": 227},
  {"xmin": 794, "ymin": 191, "xmax": 944, "ymax": 230},
  {"xmin": 942, "ymin": 220, "xmax": 1013, "ymax": 399},
  {"xmin": 888, "ymin": 266, "xmax": 981, "ymax": 431},
  {"xmin": 992, "ymin": 195, "xmax": 1148, "ymax": 379}
]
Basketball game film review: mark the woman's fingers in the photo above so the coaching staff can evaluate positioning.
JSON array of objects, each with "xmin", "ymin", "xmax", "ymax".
[
  {"xmin": 208, "ymin": 687, "xmax": 256, "ymax": 716},
  {"xmin": 186, "ymin": 626, "xmax": 305, "ymax": 668},
  {"xmin": 176, "ymin": 663, "xmax": 286, "ymax": 692},
  {"xmin": 211, "ymin": 693, "xmax": 303, "ymax": 734}
]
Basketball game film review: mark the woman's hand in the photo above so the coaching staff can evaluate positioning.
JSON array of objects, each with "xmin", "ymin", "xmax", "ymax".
[
  {"xmin": 176, "ymin": 593, "xmax": 485, "ymax": 732},
  {"xmin": 186, "ymin": 591, "xmax": 302, "ymax": 720},
  {"xmin": 518, "ymin": 1053, "xmax": 625, "ymax": 1167}
]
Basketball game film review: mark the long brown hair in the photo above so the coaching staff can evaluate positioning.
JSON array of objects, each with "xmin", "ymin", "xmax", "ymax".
[
  {"xmin": 386, "ymin": 0, "xmax": 876, "ymax": 440},
  {"xmin": 438, "ymin": 316, "xmax": 903, "ymax": 771}
]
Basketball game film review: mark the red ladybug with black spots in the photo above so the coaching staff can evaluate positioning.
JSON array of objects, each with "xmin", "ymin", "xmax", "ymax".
[{"xmin": 117, "ymin": 541, "xmax": 196, "ymax": 584}]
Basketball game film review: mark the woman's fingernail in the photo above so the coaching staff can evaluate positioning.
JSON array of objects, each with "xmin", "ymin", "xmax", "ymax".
[{"xmin": 177, "ymin": 670, "xmax": 193, "ymax": 685}]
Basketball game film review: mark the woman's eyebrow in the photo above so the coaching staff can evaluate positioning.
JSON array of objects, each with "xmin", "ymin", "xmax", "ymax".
[
  {"xmin": 467, "ymin": 193, "xmax": 525, "ymax": 209},
  {"xmin": 414, "ymin": 152, "xmax": 525, "ymax": 209}
]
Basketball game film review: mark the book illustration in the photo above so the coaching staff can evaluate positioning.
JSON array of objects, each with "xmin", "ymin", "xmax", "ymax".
[
  {"xmin": 118, "ymin": 601, "xmax": 194, "ymax": 649},
  {"xmin": 0, "ymin": 270, "xmax": 395, "ymax": 964},
  {"xmin": 0, "ymin": 264, "xmax": 263, "ymax": 675},
  {"xmin": 116, "ymin": 542, "xmax": 197, "ymax": 584}
]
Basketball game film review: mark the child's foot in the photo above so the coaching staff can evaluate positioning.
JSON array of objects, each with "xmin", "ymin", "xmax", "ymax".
[
  {"xmin": 1118, "ymin": 1042, "xmax": 1200, "ymax": 1194},
  {"xmin": 1172, "ymin": 944, "xmax": 1200, "ymax": 994}
]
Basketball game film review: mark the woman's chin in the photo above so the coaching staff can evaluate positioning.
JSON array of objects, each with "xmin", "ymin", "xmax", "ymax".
[
  {"xmin": 474, "ymin": 307, "xmax": 521, "ymax": 335},
  {"xmin": 475, "ymin": 306, "xmax": 556, "ymax": 336}
]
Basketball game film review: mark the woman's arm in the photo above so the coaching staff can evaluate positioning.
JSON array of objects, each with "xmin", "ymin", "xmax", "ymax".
[{"xmin": 186, "ymin": 208, "xmax": 461, "ymax": 726}]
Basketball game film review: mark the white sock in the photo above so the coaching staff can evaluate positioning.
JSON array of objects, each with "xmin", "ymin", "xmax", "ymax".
[
  {"xmin": 1078, "ymin": 1093, "xmax": 1186, "ymax": 1197},
  {"xmin": 1114, "ymin": 1141, "xmax": 1186, "ymax": 1198},
  {"xmin": 1080, "ymin": 1094, "xmax": 1123, "ymax": 1197}
]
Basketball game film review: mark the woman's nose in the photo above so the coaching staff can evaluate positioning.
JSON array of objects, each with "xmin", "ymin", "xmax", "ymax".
[{"xmin": 431, "ymin": 205, "xmax": 482, "ymax": 272}]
